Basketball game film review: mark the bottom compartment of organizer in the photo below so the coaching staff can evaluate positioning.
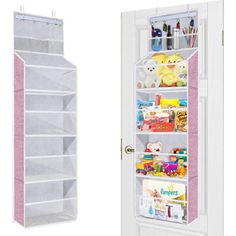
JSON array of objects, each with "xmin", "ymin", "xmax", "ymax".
[
  {"xmin": 136, "ymin": 179, "xmax": 187, "ymax": 224},
  {"xmin": 25, "ymin": 198, "xmax": 77, "ymax": 227}
]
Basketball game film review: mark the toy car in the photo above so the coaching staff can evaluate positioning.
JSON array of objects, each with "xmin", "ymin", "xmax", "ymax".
[{"xmin": 163, "ymin": 162, "xmax": 178, "ymax": 174}]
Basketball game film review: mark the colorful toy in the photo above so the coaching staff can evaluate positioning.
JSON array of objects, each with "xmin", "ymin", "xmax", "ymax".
[
  {"xmin": 177, "ymin": 164, "xmax": 187, "ymax": 178},
  {"xmin": 143, "ymin": 154, "xmax": 153, "ymax": 160},
  {"xmin": 171, "ymin": 147, "xmax": 187, "ymax": 155},
  {"xmin": 162, "ymin": 161, "xmax": 178, "ymax": 176},
  {"xmin": 158, "ymin": 53, "xmax": 185, "ymax": 87},
  {"xmin": 136, "ymin": 160, "xmax": 154, "ymax": 175},
  {"xmin": 137, "ymin": 59, "xmax": 160, "ymax": 88},
  {"xmin": 136, "ymin": 144, "xmax": 188, "ymax": 178}
]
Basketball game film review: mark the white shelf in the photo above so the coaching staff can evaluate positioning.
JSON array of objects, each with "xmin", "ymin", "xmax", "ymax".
[
  {"xmin": 148, "ymin": 34, "xmax": 198, "ymax": 40},
  {"xmin": 26, "ymin": 174, "xmax": 76, "ymax": 184},
  {"xmin": 25, "ymin": 134, "xmax": 77, "ymax": 138},
  {"xmin": 135, "ymin": 215, "xmax": 208, "ymax": 232},
  {"xmin": 136, "ymin": 216, "xmax": 187, "ymax": 227},
  {"xmin": 25, "ymin": 154, "xmax": 76, "ymax": 160},
  {"xmin": 25, "ymin": 89, "xmax": 76, "ymax": 96},
  {"xmin": 25, "ymin": 197, "xmax": 77, "ymax": 206},
  {"xmin": 136, "ymin": 87, "xmax": 187, "ymax": 93},
  {"xmin": 136, "ymin": 152, "xmax": 187, "ymax": 157},
  {"xmin": 25, "ymin": 64, "xmax": 77, "ymax": 71},
  {"xmin": 25, "ymin": 110, "xmax": 76, "ymax": 114},
  {"xmin": 25, "ymin": 212, "xmax": 76, "ymax": 227},
  {"xmin": 137, "ymin": 107, "xmax": 187, "ymax": 112},
  {"xmin": 136, "ymin": 174, "xmax": 187, "ymax": 183},
  {"xmin": 148, "ymin": 47, "xmax": 198, "ymax": 55},
  {"xmin": 136, "ymin": 131, "xmax": 187, "ymax": 135}
]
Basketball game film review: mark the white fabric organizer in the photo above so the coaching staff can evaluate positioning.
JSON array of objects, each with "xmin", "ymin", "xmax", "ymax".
[{"xmin": 14, "ymin": 12, "xmax": 77, "ymax": 227}]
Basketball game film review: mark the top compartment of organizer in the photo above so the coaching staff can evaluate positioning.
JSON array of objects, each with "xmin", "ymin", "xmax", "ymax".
[
  {"xmin": 149, "ymin": 11, "xmax": 198, "ymax": 53},
  {"xmin": 14, "ymin": 13, "xmax": 64, "ymax": 54},
  {"xmin": 136, "ymin": 48, "xmax": 197, "ymax": 90}
]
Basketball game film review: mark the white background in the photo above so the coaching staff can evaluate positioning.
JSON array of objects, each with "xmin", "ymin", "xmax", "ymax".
[{"xmin": 0, "ymin": 0, "xmax": 231, "ymax": 235}]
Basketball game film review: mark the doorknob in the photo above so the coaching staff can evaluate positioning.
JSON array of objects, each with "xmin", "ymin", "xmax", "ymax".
[{"xmin": 125, "ymin": 145, "xmax": 135, "ymax": 154}]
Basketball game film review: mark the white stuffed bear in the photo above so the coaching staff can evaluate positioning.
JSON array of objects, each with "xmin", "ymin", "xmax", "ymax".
[
  {"xmin": 137, "ymin": 59, "xmax": 160, "ymax": 88},
  {"xmin": 145, "ymin": 141, "xmax": 162, "ymax": 152}
]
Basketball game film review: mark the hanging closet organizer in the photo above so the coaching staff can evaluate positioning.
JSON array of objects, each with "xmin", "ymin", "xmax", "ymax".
[
  {"xmin": 14, "ymin": 12, "xmax": 77, "ymax": 227},
  {"xmin": 135, "ymin": 11, "xmax": 198, "ymax": 224}
]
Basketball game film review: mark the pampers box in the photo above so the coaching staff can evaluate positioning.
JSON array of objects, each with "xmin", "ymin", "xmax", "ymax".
[
  {"xmin": 142, "ymin": 179, "xmax": 187, "ymax": 202},
  {"xmin": 140, "ymin": 179, "xmax": 187, "ymax": 222}
]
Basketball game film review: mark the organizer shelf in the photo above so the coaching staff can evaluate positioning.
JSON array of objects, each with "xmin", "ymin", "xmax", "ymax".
[
  {"xmin": 14, "ymin": 13, "xmax": 77, "ymax": 227},
  {"xmin": 135, "ymin": 12, "xmax": 198, "ymax": 225}
]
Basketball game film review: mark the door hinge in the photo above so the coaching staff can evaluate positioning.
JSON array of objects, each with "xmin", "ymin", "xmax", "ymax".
[{"xmin": 222, "ymin": 30, "xmax": 224, "ymax": 46}]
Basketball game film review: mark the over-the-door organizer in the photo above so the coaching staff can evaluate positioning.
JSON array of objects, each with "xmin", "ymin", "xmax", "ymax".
[
  {"xmin": 135, "ymin": 11, "xmax": 198, "ymax": 224},
  {"xmin": 14, "ymin": 13, "xmax": 77, "ymax": 227}
]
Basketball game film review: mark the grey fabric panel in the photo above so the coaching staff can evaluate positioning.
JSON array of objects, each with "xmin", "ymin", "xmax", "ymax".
[
  {"xmin": 15, "ymin": 37, "xmax": 64, "ymax": 54},
  {"xmin": 14, "ymin": 13, "xmax": 63, "ymax": 41},
  {"xmin": 17, "ymin": 52, "xmax": 76, "ymax": 68}
]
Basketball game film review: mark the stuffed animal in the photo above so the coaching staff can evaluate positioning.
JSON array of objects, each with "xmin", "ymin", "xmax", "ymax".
[
  {"xmin": 158, "ymin": 53, "xmax": 184, "ymax": 87},
  {"xmin": 137, "ymin": 60, "xmax": 160, "ymax": 88},
  {"xmin": 152, "ymin": 53, "xmax": 167, "ymax": 78},
  {"xmin": 145, "ymin": 141, "xmax": 162, "ymax": 153},
  {"xmin": 175, "ymin": 61, "xmax": 187, "ymax": 87},
  {"xmin": 152, "ymin": 53, "xmax": 166, "ymax": 63}
]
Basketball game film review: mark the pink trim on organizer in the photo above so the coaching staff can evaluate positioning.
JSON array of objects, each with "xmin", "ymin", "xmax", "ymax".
[
  {"xmin": 188, "ymin": 177, "xmax": 198, "ymax": 223},
  {"xmin": 14, "ymin": 54, "xmax": 24, "ymax": 226},
  {"xmin": 188, "ymin": 88, "xmax": 198, "ymax": 134},
  {"xmin": 188, "ymin": 133, "xmax": 198, "ymax": 178},
  {"xmin": 188, "ymin": 52, "xmax": 198, "ymax": 88},
  {"xmin": 188, "ymin": 51, "xmax": 198, "ymax": 223}
]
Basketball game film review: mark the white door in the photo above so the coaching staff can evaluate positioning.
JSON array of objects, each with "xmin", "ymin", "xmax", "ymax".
[{"xmin": 121, "ymin": 2, "xmax": 223, "ymax": 236}]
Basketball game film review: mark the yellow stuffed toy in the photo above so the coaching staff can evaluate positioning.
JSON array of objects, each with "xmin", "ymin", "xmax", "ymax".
[
  {"xmin": 157, "ymin": 53, "xmax": 184, "ymax": 87},
  {"xmin": 152, "ymin": 53, "xmax": 167, "ymax": 77}
]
